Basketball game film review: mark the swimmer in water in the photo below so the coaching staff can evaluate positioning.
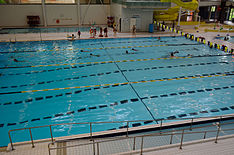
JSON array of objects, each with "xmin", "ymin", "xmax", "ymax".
[
  {"xmin": 10, "ymin": 56, "xmax": 25, "ymax": 62},
  {"xmin": 131, "ymin": 48, "xmax": 138, "ymax": 51},
  {"xmin": 170, "ymin": 51, "xmax": 179, "ymax": 57},
  {"xmin": 80, "ymin": 50, "xmax": 90, "ymax": 52},
  {"xmin": 90, "ymin": 53, "xmax": 100, "ymax": 57}
]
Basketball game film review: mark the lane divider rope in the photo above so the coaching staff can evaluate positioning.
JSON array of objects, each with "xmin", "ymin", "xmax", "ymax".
[
  {"xmin": 0, "ymin": 39, "xmax": 167, "ymax": 53},
  {"xmin": 1, "ymin": 72, "xmax": 232, "ymax": 95},
  {"xmin": 20, "ymin": 73, "xmax": 234, "ymax": 93},
  {"xmin": 1, "ymin": 54, "xmax": 231, "ymax": 71},
  {"xmin": 1, "ymin": 86, "xmax": 234, "ymax": 128},
  {"xmin": 1, "ymin": 56, "xmax": 192, "ymax": 69},
  {"xmin": 1, "ymin": 61, "xmax": 229, "ymax": 89},
  {"xmin": 1, "ymin": 43, "xmax": 201, "ymax": 54}
]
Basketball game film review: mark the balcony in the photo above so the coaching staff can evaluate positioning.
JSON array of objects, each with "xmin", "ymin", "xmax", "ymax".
[{"xmin": 112, "ymin": 0, "xmax": 171, "ymax": 9}]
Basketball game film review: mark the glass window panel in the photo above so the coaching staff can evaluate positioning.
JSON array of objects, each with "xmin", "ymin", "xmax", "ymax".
[
  {"xmin": 21, "ymin": 0, "xmax": 41, "ymax": 3},
  {"xmin": 45, "ymin": 0, "xmax": 75, "ymax": 3},
  {"xmin": 80, "ymin": 0, "xmax": 109, "ymax": 4},
  {"xmin": 229, "ymin": 8, "xmax": 234, "ymax": 21},
  {"xmin": 0, "ymin": 0, "xmax": 109, "ymax": 4},
  {"xmin": 211, "ymin": 6, "xmax": 216, "ymax": 12},
  {"xmin": 1, "ymin": 0, "xmax": 41, "ymax": 4}
]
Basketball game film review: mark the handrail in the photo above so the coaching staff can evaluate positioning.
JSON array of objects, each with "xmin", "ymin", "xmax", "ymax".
[
  {"xmin": 55, "ymin": 120, "xmax": 234, "ymax": 142},
  {"xmin": 8, "ymin": 114, "xmax": 234, "ymax": 150},
  {"xmin": 48, "ymin": 124, "xmax": 234, "ymax": 155}
]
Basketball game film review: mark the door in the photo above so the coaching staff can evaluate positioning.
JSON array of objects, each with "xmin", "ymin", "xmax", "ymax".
[
  {"xmin": 119, "ymin": 18, "xmax": 121, "ymax": 32},
  {"xmin": 130, "ymin": 18, "xmax": 136, "ymax": 32}
]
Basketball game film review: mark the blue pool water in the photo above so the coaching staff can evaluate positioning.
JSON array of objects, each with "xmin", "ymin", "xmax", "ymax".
[
  {"xmin": 0, "ymin": 36, "xmax": 233, "ymax": 146},
  {"xmin": 0, "ymin": 26, "xmax": 98, "ymax": 34}
]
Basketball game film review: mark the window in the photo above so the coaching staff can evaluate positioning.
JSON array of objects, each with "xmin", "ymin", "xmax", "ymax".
[
  {"xmin": 80, "ymin": 0, "xmax": 109, "ymax": 4},
  {"xmin": 0, "ymin": 0, "xmax": 41, "ymax": 4},
  {"xmin": 45, "ymin": 0, "xmax": 75, "ymax": 4},
  {"xmin": 21, "ymin": 0, "xmax": 41, "ymax": 3},
  {"xmin": 229, "ymin": 8, "xmax": 234, "ymax": 21},
  {"xmin": 211, "ymin": 6, "xmax": 216, "ymax": 12},
  {"xmin": 1, "ymin": 0, "xmax": 109, "ymax": 4}
]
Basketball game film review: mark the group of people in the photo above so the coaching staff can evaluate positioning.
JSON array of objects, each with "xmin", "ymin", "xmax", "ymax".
[
  {"xmin": 67, "ymin": 25, "xmax": 120, "ymax": 40},
  {"xmin": 90, "ymin": 27, "xmax": 108, "ymax": 38},
  {"xmin": 67, "ymin": 27, "xmax": 110, "ymax": 40}
]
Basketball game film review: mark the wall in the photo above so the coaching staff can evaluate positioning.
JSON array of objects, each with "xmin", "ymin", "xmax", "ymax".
[
  {"xmin": 110, "ymin": 3, "xmax": 122, "ymax": 31},
  {"xmin": 81, "ymin": 5, "xmax": 110, "ymax": 25},
  {"xmin": 0, "ymin": 4, "xmax": 110, "ymax": 27},
  {"xmin": 45, "ymin": 5, "xmax": 78, "ymax": 26},
  {"xmin": 121, "ymin": 8, "xmax": 153, "ymax": 32},
  {"xmin": 0, "ymin": 5, "xmax": 43, "ymax": 27}
]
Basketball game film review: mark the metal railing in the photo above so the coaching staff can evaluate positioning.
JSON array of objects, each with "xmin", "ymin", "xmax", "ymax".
[
  {"xmin": 8, "ymin": 114, "xmax": 234, "ymax": 151},
  {"xmin": 48, "ymin": 122, "xmax": 234, "ymax": 155}
]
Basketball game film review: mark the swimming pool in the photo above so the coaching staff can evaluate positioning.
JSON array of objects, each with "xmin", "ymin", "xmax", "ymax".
[
  {"xmin": 0, "ymin": 26, "xmax": 98, "ymax": 34},
  {"xmin": 0, "ymin": 36, "xmax": 233, "ymax": 147}
]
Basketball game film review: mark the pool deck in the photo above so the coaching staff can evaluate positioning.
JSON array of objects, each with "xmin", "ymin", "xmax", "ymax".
[{"xmin": 181, "ymin": 25, "xmax": 234, "ymax": 50}]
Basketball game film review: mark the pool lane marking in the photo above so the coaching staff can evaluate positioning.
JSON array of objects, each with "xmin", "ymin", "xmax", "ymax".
[
  {"xmin": 3, "ymin": 104, "xmax": 234, "ymax": 128},
  {"xmin": 0, "ymin": 43, "xmax": 201, "ymax": 54},
  {"xmin": 3, "ymin": 103, "xmax": 234, "ymax": 128},
  {"xmin": 1, "ymin": 44, "xmax": 167, "ymax": 53},
  {"xmin": 2, "ymin": 86, "xmax": 234, "ymax": 128},
  {"xmin": 22, "ymin": 74, "xmax": 223, "ymax": 93},
  {"xmin": 111, "ymin": 104, "xmax": 234, "ymax": 130},
  {"xmin": 2, "ymin": 38, "xmax": 197, "ymax": 53},
  {"xmin": 0, "ymin": 56, "xmax": 192, "ymax": 69},
  {"xmin": 5, "ymin": 61, "xmax": 227, "ymax": 89},
  {"xmin": 33, "ymin": 56, "xmax": 190, "ymax": 67},
  {"xmin": 0, "ymin": 72, "xmax": 232, "ymax": 95},
  {"xmin": 2, "ymin": 85, "xmax": 234, "ymax": 126},
  {"xmin": 1, "ymin": 54, "xmax": 232, "ymax": 70}
]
